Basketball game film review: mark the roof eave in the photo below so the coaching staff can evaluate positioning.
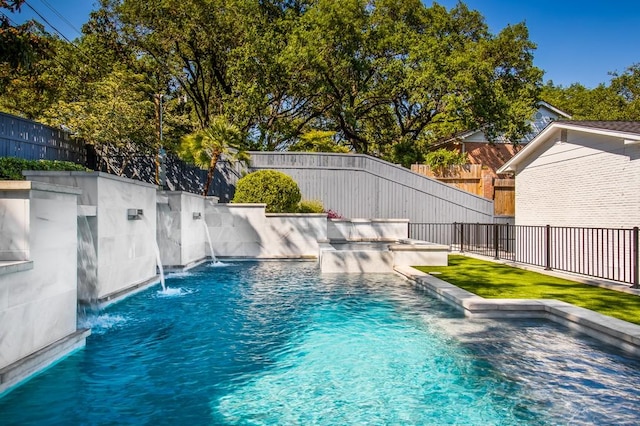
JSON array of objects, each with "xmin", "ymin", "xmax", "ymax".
[{"xmin": 497, "ymin": 122, "xmax": 640, "ymax": 174}]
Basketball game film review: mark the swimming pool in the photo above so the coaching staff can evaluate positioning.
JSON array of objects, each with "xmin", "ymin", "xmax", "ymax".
[{"xmin": 1, "ymin": 262, "xmax": 639, "ymax": 424}]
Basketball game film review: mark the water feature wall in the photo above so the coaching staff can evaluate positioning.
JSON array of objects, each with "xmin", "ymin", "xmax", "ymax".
[
  {"xmin": 206, "ymin": 204, "xmax": 327, "ymax": 258},
  {"xmin": 23, "ymin": 172, "xmax": 159, "ymax": 302},
  {"xmin": 0, "ymin": 181, "xmax": 89, "ymax": 394},
  {"xmin": 327, "ymin": 218, "xmax": 409, "ymax": 241},
  {"xmin": 156, "ymin": 191, "xmax": 213, "ymax": 268}
]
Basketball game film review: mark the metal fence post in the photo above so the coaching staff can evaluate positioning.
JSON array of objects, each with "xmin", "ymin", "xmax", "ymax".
[
  {"xmin": 545, "ymin": 224, "xmax": 552, "ymax": 270},
  {"xmin": 494, "ymin": 224, "xmax": 500, "ymax": 260},
  {"xmin": 633, "ymin": 226, "xmax": 639, "ymax": 289},
  {"xmin": 459, "ymin": 223, "xmax": 464, "ymax": 253}
]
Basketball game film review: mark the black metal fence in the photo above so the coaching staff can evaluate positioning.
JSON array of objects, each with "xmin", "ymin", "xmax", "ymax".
[
  {"xmin": 0, "ymin": 113, "xmax": 239, "ymax": 199},
  {"xmin": 0, "ymin": 112, "xmax": 86, "ymax": 164},
  {"xmin": 409, "ymin": 222, "xmax": 640, "ymax": 287}
]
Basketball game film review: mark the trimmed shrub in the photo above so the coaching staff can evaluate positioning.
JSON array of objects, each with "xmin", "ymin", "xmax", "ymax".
[
  {"xmin": 0, "ymin": 157, "xmax": 87, "ymax": 180},
  {"xmin": 232, "ymin": 170, "xmax": 301, "ymax": 213},
  {"xmin": 297, "ymin": 199, "xmax": 325, "ymax": 213},
  {"xmin": 424, "ymin": 148, "xmax": 466, "ymax": 176}
]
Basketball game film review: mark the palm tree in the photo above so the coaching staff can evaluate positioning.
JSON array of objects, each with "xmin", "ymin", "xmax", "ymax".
[{"xmin": 178, "ymin": 116, "xmax": 249, "ymax": 196}]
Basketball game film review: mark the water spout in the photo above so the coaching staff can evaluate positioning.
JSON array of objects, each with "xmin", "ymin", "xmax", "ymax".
[
  {"xmin": 202, "ymin": 219, "xmax": 218, "ymax": 264},
  {"xmin": 152, "ymin": 239, "xmax": 166, "ymax": 292},
  {"xmin": 77, "ymin": 215, "xmax": 98, "ymax": 303},
  {"xmin": 142, "ymin": 214, "xmax": 166, "ymax": 292}
]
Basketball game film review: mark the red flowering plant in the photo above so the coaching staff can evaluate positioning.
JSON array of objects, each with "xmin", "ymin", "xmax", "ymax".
[{"xmin": 325, "ymin": 209, "xmax": 343, "ymax": 219}]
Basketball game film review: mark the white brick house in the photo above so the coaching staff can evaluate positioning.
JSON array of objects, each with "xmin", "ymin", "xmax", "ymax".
[{"xmin": 498, "ymin": 121, "xmax": 640, "ymax": 228}]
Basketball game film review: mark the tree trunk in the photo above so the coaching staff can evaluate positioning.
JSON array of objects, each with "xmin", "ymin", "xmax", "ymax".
[{"xmin": 202, "ymin": 149, "xmax": 221, "ymax": 196}]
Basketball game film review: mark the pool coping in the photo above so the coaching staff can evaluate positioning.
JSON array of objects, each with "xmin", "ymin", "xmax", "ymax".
[
  {"xmin": 0, "ymin": 329, "xmax": 90, "ymax": 397},
  {"xmin": 394, "ymin": 265, "xmax": 640, "ymax": 358}
]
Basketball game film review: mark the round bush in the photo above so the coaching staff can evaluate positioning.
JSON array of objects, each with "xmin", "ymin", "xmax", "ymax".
[{"xmin": 232, "ymin": 170, "xmax": 301, "ymax": 213}]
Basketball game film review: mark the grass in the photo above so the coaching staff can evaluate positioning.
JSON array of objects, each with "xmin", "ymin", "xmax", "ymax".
[{"xmin": 415, "ymin": 255, "xmax": 640, "ymax": 325}]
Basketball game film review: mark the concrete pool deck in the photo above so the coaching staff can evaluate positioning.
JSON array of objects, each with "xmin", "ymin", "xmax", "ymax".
[{"xmin": 395, "ymin": 265, "xmax": 640, "ymax": 358}]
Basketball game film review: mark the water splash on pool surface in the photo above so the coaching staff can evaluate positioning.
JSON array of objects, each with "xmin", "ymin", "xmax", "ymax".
[
  {"xmin": 157, "ymin": 287, "xmax": 192, "ymax": 297},
  {"xmin": 208, "ymin": 261, "xmax": 233, "ymax": 267},
  {"xmin": 78, "ymin": 313, "xmax": 128, "ymax": 334}
]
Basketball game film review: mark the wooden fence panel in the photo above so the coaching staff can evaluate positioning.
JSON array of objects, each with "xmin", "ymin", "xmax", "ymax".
[{"xmin": 494, "ymin": 178, "xmax": 515, "ymax": 216}]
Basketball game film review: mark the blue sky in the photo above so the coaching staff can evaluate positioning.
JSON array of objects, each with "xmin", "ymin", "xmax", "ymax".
[{"xmin": 8, "ymin": 0, "xmax": 640, "ymax": 88}]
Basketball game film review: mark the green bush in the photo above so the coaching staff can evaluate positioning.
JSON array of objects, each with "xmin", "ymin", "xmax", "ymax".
[
  {"xmin": 424, "ymin": 148, "xmax": 466, "ymax": 176},
  {"xmin": 297, "ymin": 199, "xmax": 325, "ymax": 213},
  {"xmin": 0, "ymin": 157, "xmax": 87, "ymax": 180},
  {"xmin": 232, "ymin": 170, "xmax": 302, "ymax": 213}
]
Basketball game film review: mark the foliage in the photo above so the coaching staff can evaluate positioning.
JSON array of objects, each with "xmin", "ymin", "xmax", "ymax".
[
  {"xmin": 424, "ymin": 148, "xmax": 467, "ymax": 176},
  {"xmin": 297, "ymin": 199, "xmax": 325, "ymax": 213},
  {"xmin": 541, "ymin": 63, "xmax": 640, "ymax": 120},
  {"xmin": 0, "ymin": 0, "xmax": 51, "ymax": 92},
  {"xmin": 43, "ymin": 66, "xmax": 157, "ymax": 176},
  {"xmin": 0, "ymin": 157, "xmax": 87, "ymax": 180},
  {"xmin": 1, "ymin": 0, "xmax": 543, "ymax": 172},
  {"xmin": 282, "ymin": 0, "xmax": 541, "ymax": 165},
  {"xmin": 417, "ymin": 255, "xmax": 640, "ymax": 325},
  {"xmin": 232, "ymin": 170, "xmax": 301, "ymax": 213},
  {"xmin": 288, "ymin": 130, "xmax": 350, "ymax": 153},
  {"xmin": 178, "ymin": 116, "xmax": 249, "ymax": 196}
]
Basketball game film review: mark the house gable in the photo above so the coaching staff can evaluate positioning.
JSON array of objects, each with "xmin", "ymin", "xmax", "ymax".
[
  {"xmin": 453, "ymin": 102, "xmax": 572, "ymax": 146},
  {"xmin": 498, "ymin": 121, "xmax": 640, "ymax": 174},
  {"xmin": 499, "ymin": 121, "xmax": 640, "ymax": 228}
]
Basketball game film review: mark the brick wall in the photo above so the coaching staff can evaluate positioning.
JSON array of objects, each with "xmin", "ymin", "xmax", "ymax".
[{"xmin": 515, "ymin": 131, "xmax": 640, "ymax": 228}]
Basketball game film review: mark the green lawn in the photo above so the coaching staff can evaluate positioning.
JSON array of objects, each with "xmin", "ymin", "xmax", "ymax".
[{"xmin": 415, "ymin": 255, "xmax": 640, "ymax": 325}]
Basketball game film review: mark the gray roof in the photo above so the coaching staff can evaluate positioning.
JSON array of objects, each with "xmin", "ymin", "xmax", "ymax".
[{"xmin": 558, "ymin": 120, "xmax": 640, "ymax": 135}]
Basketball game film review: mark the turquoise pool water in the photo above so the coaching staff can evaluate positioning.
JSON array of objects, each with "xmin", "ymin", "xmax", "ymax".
[{"xmin": 1, "ymin": 262, "xmax": 640, "ymax": 425}]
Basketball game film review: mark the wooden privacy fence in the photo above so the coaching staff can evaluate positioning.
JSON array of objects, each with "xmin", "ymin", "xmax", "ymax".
[
  {"xmin": 411, "ymin": 163, "xmax": 483, "ymax": 196},
  {"xmin": 411, "ymin": 163, "xmax": 515, "ymax": 216},
  {"xmin": 494, "ymin": 178, "xmax": 515, "ymax": 216}
]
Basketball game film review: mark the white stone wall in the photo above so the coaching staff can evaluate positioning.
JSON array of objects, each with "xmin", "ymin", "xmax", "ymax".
[
  {"xmin": 157, "ymin": 192, "xmax": 208, "ymax": 267},
  {"xmin": 0, "ymin": 181, "xmax": 80, "ymax": 369},
  {"xmin": 24, "ymin": 172, "xmax": 159, "ymax": 300},
  {"xmin": 327, "ymin": 219, "xmax": 409, "ymax": 241},
  {"xmin": 515, "ymin": 131, "xmax": 640, "ymax": 228},
  {"xmin": 206, "ymin": 204, "xmax": 327, "ymax": 258}
]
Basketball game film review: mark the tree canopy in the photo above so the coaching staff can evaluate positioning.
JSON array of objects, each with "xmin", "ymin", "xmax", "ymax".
[
  {"xmin": 1, "ymin": 0, "xmax": 546, "ymax": 168},
  {"xmin": 542, "ymin": 63, "xmax": 640, "ymax": 121}
]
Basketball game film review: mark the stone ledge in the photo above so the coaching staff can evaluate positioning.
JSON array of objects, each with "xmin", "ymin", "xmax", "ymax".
[
  {"xmin": 0, "ymin": 329, "xmax": 90, "ymax": 396},
  {"xmin": 394, "ymin": 265, "xmax": 640, "ymax": 357},
  {"xmin": 330, "ymin": 218, "xmax": 409, "ymax": 223},
  {"xmin": 0, "ymin": 180, "xmax": 82, "ymax": 195},
  {"xmin": 22, "ymin": 171, "xmax": 158, "ymax": 189},
  {"xmin": 0, "ymin": 260, "xmax": 33, "ymax": 276},
  {"xmin": 389, "ymin": 244, "xmax": 449, "ymax": 252}
]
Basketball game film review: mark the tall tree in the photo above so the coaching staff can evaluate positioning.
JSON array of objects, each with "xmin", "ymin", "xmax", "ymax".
[
  {"xmin": 542, "ymin": 64, "xmax": 640, "ymax": 121},
  {"xmin": 45, "ymin": 66, "xmax": 157, "ymax": 175},
  {"xmin": 281, "ymin": 0, "xmax": 542, "ymax": 165},
  {"xmin": 118, "ymin": 0, "xmax": 249, "ymax": 129},
  {"xmin": 0, "ymin": 0, "xmax": 55, "ymax": 116}
]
